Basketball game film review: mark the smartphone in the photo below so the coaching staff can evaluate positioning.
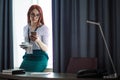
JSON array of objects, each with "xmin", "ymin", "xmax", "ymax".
[{"xmin": 31, "ymin": 32, "xmax": 36, "ymax": 35}]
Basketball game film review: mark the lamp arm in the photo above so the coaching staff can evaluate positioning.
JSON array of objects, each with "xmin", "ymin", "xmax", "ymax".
[{"xmin": 98, "ymin": 23, "xmax": 117, "ymax": 78}]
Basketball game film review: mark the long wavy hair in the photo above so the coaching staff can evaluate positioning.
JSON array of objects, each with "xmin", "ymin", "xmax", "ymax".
[{"xmin": 27, "ymin": 5, "xmax": 44, "ymax": 27}]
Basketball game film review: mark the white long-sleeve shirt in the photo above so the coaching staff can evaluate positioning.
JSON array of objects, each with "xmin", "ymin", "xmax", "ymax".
[{"xmin": 23, "ymin": 24, "xmax": 49, "ymax": 50}]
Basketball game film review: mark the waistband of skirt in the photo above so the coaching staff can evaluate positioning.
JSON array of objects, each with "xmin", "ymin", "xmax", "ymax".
[{"xmin": 23, "ymin": 50, "xmax": 49, "ymax": 60}]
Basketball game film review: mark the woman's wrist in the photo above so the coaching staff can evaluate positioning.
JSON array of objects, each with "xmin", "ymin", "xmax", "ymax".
[{"xmin": 35, "ymin": 36, "xmax": 42, "ymax": 44}]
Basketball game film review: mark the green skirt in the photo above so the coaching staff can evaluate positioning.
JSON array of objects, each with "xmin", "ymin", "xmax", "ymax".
[{"xmin": 20, "ymin": 50, "xmax": 49, "ymax": 72}]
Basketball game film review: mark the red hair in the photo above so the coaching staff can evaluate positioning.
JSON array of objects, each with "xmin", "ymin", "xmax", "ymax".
[{"xmin": 27, "ymin": 5, "xmax": 44, "ymax": 26}]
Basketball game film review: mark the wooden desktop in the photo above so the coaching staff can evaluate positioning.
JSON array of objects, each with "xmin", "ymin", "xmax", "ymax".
[{"xmin": 0, "ymin": 72, "xmax": 103, "ymax": 80}]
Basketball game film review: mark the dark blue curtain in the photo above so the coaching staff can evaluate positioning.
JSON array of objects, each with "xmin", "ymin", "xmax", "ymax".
[
  {"xmin": 0, "ymin": 0, "xmax": 13, "ymax": 71},
  {"xmin": 52, "ymin": 0, "xmax": 120, "ymax": 75}
]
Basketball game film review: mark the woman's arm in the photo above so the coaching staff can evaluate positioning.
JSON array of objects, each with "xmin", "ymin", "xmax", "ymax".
[
  {"xmin": 35, "ymin": 37, "xmax": 48, "ymax": 52},
  {"xmin": 30, "ymin": 25, "xmax": 49, "ymax": 52}
]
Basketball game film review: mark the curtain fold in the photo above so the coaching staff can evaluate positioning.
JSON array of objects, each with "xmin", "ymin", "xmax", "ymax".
[
  {"xmin": 0, "ymin": 0, "xmax": 13, "ymax": 71},
  {"xmin": 52, "ymin": 0, "xmax": 120, "ymax": 75}
]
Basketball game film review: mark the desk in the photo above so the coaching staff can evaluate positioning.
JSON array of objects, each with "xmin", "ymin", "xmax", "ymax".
[{"xmin": 0, "ymin": 72, "xmax": 102, "ymax": 80}]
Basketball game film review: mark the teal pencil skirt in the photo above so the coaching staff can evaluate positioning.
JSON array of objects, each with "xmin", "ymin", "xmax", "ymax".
[{"xmin": 20, "ymin": 50, "xmax": 49, "ymax": 72}]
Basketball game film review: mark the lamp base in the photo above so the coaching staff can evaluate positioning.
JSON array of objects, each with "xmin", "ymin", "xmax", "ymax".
[{"xmin": 103, "ymin": 73, "xmax": 118, "ymax": 79}]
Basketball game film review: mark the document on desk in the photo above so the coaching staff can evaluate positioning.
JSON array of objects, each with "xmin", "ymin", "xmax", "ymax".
[{"xmin": 30, "ymin": 72, "xmax": 51, "ymax": 75}]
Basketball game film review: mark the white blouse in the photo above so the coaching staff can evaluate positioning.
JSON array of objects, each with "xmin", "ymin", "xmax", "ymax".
[{"xmin": 23, "ymin": 24, "xmax": 49, "ymax": 50}]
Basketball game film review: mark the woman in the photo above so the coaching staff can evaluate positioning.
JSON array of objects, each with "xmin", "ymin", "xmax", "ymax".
[{"xmin": 20, "ymin": 5, "xmax": 49, "ymax": 72}]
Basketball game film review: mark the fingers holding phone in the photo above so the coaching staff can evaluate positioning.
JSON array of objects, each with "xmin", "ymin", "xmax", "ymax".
[{"xmin": 30, "ymin": 32, "xmax": 37, "ymax": 41}]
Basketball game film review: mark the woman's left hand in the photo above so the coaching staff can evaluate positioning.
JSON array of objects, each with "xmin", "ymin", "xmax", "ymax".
[{"xmin": 30, "ymin": 34, "xmax": 38, "ymax": 41}]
